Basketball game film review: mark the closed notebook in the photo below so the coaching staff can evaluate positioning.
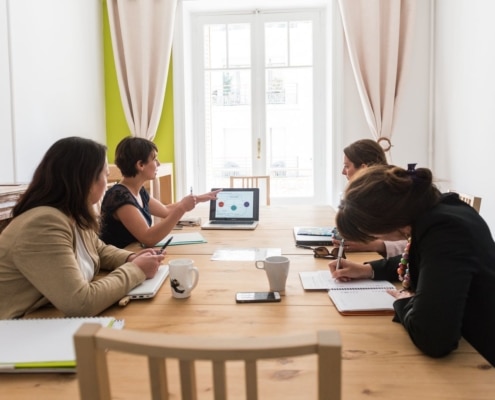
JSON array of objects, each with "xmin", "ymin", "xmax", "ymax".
[
  {"xmin": 293, "ymin": 227, "xmax": 334, "ymax": 246},
  {"xmin": 0, "ymin": 317, "xmax": 123, "ymax": 373}
]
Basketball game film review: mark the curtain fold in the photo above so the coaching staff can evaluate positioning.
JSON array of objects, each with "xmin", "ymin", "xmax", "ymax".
[
  {"xmin": 338, "ymin": 0, "xmax": 416, "ymax": 155},
  {"xmin": 107, "ymin": 0, "xmax": 177, "ymax": 140}
]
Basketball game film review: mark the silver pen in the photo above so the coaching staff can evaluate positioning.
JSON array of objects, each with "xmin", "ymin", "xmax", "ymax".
[{"xmin": 335, "ymin": 239, "xmax": 345, "ymax": 270}]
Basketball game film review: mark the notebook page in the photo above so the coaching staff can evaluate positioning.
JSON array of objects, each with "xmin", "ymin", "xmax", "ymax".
[{"xmin": 299, "ymin": 270, "xmax": 395, "ymax": 291}]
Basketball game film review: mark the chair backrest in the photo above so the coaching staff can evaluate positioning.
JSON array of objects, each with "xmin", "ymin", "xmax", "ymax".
[
  {"xmin": 230, "ymin": 175, "xmax": 271, "ymax": 205},
  {"xmin": 74, "ymin": 323, "xmax": 341, "ymax": 400},
  {"xmin": 449, "ymin": 190, "xmax": 482, "ymax": 212}
]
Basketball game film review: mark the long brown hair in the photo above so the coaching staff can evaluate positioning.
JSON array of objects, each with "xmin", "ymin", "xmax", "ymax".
[
  {"xmin": 343, "ymin": 139, "xmax": 387, "ymax": 168},
  {"xmin": 336, "ymin": 164, "xmax": 441, "ymax": 242},
  {"xmin": 13, "ymin": 137, "xmax": 107, "ymax": 231}
]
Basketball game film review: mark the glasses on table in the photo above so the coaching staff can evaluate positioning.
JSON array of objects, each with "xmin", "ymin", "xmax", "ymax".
[{"xmin": 296, "ymin": 245, "xmax": 346, "ymax": 259}]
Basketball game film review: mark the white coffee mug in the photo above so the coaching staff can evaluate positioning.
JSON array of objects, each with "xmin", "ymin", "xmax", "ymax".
[
  {"xmin": 255, "ymin": 256, "xmax": 290, "ymax": 294},
  {"xmin": 168, "ymin": 259, "xmax": 199, "ymax": 299}
]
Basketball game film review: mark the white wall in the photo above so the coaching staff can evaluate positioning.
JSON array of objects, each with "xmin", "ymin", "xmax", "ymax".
[
  {"xmin": 433, "ymin": 0, "xmax": 495, "ymax": 232},
  {"xmin": 0, "ymin": 0, "xmax": 106, "ymax": 184},
  {"xmin": 0, "ymin": 1, "xmax": 15, "ymax": 183}
]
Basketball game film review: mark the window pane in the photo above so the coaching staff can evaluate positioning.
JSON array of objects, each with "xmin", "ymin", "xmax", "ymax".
[
  {"xmin": 205, "ymin": 70, "xmax": 252, "ymax": 189},
  {"xmin": 204, "ymin": 24, "xmax": 226, "ymax": 69},
  {"xmin": 289, "ymin": 21, "xmax": 312, "ymax": 66},
  {"xmin": 265, "ymin": 22, "xmax": 287, "ymax": 67},
  {"xmin": 228, "ymin": 23, "xmax": 250, "ymax": 68},
  {"xmin": 266, "ymin": 67, "xmax": 314, "ymax": 197}
]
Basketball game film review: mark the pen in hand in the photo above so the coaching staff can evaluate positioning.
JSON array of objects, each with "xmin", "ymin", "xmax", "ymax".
[
  {"xmin": 335, "ymin": 239, "xmax": 345, "ymax": 270},
  {"xmin": 158, "ymin": 236, "xmax": 173, "ymax": 254}
]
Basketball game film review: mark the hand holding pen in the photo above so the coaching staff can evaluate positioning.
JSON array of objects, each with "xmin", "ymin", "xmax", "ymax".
[
  {"xmin": 157, "ymin": 236, "xmax": 173, "ymax": 255},
  {"xmin": 335, "ymin": 239, "xmax": 345, "ymax": 270}
]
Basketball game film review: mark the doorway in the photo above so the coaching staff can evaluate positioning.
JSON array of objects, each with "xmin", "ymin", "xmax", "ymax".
[{"xmin": 191, "ymin": 10, "xmax": 325, "ymax": 203}]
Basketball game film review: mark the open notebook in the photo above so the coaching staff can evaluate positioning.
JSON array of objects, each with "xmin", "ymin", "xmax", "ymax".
[
  {"xmin": 201, "ymin": 188, "xmax": 259, "ymax": 230},
  {"xmin": 299, "ymin": 271, "xmax": 396, "ymax": 315},
  {"xmin": 127, "ymin": 265, "xmax": 169, "ymax": 300}
]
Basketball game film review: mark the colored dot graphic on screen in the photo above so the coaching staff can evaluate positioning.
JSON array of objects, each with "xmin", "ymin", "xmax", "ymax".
[
  {"xmin": 230, "ymin": 205, "xmax": 237, "ymax": 211},
  {"xmin": 218, "ymin": 202, "xmax": 225, "ymax": 207},
  {"xmin": 244, "ymin": 202, "xmax": 250, "ymax": 207}
]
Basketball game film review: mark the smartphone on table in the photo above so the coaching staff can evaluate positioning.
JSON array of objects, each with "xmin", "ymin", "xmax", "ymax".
[{"xmin": 235, "ymin": 291, "xmax": 281, "ymax": 303}]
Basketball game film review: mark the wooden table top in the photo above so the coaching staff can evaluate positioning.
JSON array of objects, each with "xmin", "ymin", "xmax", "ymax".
[{"xmin": 1, "ymin": 205, "xmax": 493, "ymax": 399}]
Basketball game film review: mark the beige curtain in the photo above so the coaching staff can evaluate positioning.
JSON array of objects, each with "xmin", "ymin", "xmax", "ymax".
[
  {"xmin": 338, "ymin": 0, "xmax": 416, "ymax": 154},
  {"xmin": 107, "ymin": 0, "xmax": 177, "ymax": 140}
]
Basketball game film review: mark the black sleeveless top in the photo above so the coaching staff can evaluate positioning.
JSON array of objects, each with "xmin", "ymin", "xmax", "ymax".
[{"xmin": 99, "ymin": 184, "xmax": 151, "ymax": 248}]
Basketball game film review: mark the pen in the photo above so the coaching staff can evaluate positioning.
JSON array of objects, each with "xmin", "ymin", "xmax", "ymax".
[
  {"xmin": 336, "ymin": 239, "xmax": 345, "ymax": 270},
  {"xmin": 158, "ymin": 236, "xmax": 173, "ymax": 254},
  {"xmin": 190, "ymin": 186, "xmax": 193, "ymax": 195}
]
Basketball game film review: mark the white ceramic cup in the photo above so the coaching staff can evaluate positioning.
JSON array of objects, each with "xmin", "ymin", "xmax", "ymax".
[
  {"xmin": 255, "ymin": 256, "xmax": 290, "ymax": 294},
  {"xmin": 168, "ymin": 259, "xmax": 199, "ymax": 299}
]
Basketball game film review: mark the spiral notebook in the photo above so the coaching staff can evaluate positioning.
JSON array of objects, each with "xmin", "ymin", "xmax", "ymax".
[
  {"xmin": 299, "ymin": 271, "xmax": 396, "ymax": 315},
  {"xmin": 0, "ymin": 316, "xmax": 123, "ymax": 373}
]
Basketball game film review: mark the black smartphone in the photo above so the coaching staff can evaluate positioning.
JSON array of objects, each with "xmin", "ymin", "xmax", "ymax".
[{"xmin": 235, "ymin": 292, "xmax": 281, "ymax": 303}]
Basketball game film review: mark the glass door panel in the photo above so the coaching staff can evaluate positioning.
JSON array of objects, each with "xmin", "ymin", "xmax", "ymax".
[{"xmin": 198, "ymin": 12, "xmax": 320, "ymax": 202}]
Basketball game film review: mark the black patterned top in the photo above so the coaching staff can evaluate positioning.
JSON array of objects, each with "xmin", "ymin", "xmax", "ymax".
[{"xmin": 99, "ymin": 184, "xmax": 151, "ymax": 248}]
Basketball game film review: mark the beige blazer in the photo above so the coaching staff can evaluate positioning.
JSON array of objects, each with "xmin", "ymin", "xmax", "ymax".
[{"xmin": 0, "ymin": 206, "xmax": 145, "ymax": 318}]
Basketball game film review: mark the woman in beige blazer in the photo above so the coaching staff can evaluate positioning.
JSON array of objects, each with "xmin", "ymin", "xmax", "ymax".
[{"xmin": 0, "ymin": 137, "xmax": 164, "ymax": 319}]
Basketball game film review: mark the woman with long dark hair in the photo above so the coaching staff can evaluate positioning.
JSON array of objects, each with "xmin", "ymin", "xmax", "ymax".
[{"xmin": 0, "ymin": 137, "xmax": 164, "ymax": 319}]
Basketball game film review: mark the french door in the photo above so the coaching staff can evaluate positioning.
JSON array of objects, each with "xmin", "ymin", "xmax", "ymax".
[{"xmin": 192, "ymin": 10, "xmax": 325, "ymax": 203}]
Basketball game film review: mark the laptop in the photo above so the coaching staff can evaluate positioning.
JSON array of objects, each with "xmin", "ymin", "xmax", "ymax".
[
  {"xmin": 126, "ymin": 265, "xmax": 169, "ymax": 299},
  {"xmin": 293, "ymin": 227, "xmax": 335, "ymax": 246},
  {"xmin": 201, "ymin": 188, "xmax": 259, "ymax": 230}
]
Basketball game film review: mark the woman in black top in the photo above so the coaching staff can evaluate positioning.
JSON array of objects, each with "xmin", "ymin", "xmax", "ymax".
[
  {"xmin": 329, "ymin": 164, "xmax": 495, "ymax": 366},
  {"xmin": 100, "ymin": 137, "xmax": 220, "ymax": 248}
]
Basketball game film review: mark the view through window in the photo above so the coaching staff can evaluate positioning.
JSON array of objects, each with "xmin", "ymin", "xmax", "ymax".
[{"xmin": 194, "ymin": 11, "xmax": 324, "ymax": 202}]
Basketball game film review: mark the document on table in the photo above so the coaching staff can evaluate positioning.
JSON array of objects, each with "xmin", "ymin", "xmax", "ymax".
[{"xmin": 156, "ymin": 232, "xmax": 207, "ymax": 246}]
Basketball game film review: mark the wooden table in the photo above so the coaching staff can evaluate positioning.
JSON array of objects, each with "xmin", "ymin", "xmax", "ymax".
[{"xmin": 1, "ymin": 205, "xmax": 493, "ymax": 399}]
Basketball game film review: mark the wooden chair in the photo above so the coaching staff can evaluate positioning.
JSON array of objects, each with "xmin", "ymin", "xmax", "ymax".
[
  {"xmin": 449, "ymin": 190, "xmax": 482, "ymax": 212},
  {"xmin": 230, "ymin": 175, "xmax": 271, "ymax": 205},
  {"xmin": 74, "ymin": 323, "xmax": 341, "ymax": 400}
]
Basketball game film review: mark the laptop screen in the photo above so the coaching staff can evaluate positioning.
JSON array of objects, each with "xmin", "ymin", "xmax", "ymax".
[{"xmin": 209, "ymin": 188, "xmax": 259, "ymax": 221}]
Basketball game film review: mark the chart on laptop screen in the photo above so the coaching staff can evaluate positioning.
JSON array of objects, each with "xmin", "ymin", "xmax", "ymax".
[{"xmin": 214, "ymin": 191, "xmax": 254, "ymax": 219}]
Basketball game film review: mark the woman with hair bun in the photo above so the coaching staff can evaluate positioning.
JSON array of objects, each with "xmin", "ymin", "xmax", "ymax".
[
  {"xmin": 329, "ymin": 164, "xmax": 495, "ymax": 366},
  {"xmin": 335, "ymin": 139, "xmax": 407, "ymax": 257}
]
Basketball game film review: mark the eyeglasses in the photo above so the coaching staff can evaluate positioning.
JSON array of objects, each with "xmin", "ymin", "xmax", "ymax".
[{"xmin": 296, "ymin": 245, "xmax": 346, "ymax": 259}]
